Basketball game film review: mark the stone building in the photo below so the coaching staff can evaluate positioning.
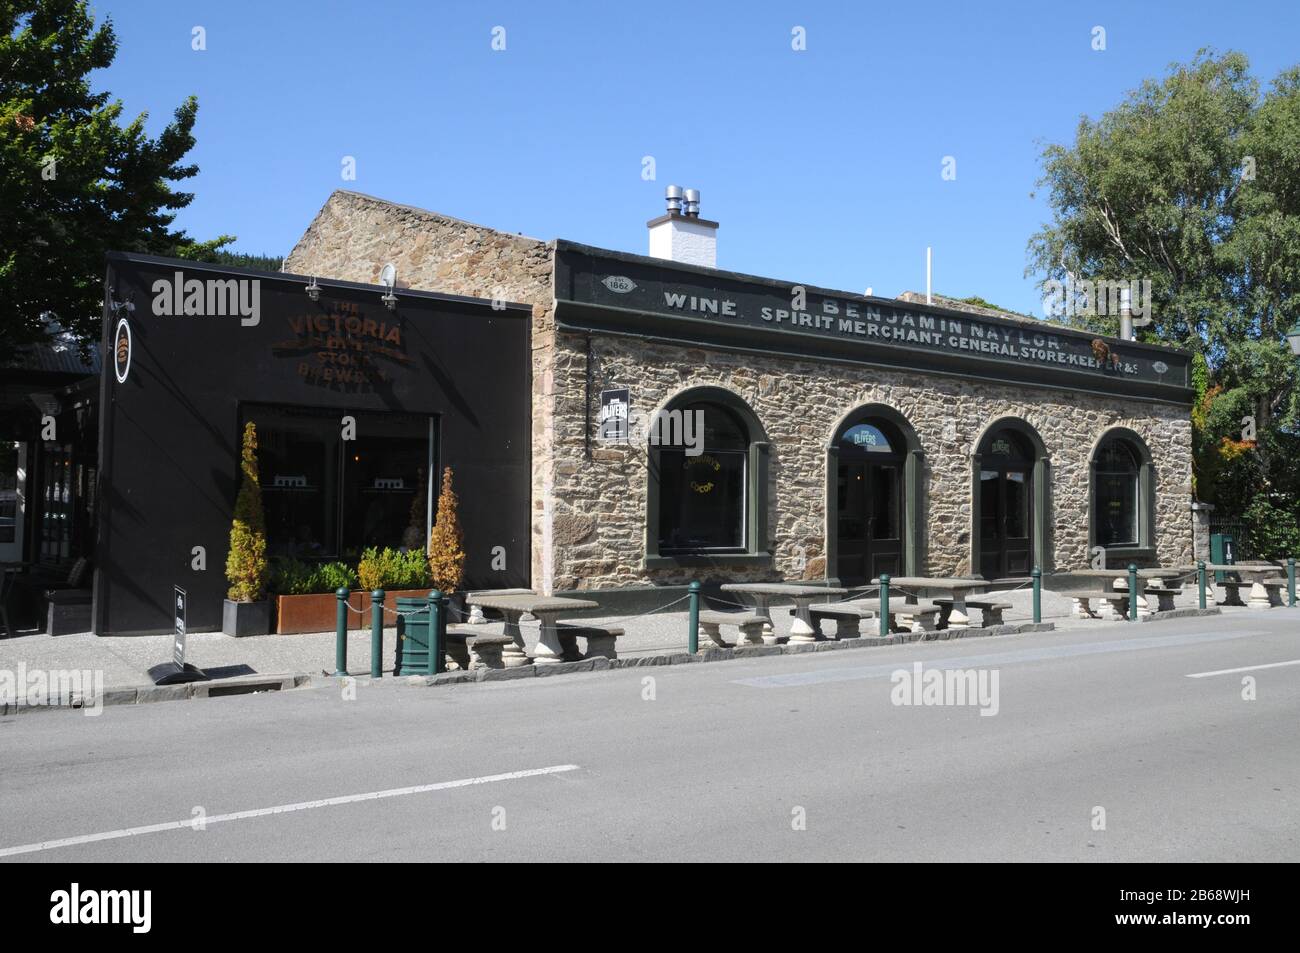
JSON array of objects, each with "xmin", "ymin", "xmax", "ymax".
[{"xmin": 286, "ymin": 189, "xmax": 1194, "ymax": 605}]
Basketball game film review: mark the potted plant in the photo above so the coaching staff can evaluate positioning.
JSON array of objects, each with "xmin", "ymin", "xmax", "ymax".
[
  {"xmin": 427, "ymin": 466, "xmax": 467, "ymax": 617},
  {"xmin": 355, "ymin": 546, "xmax": 433, "ymax": 619},
  {"xmin": 223, "ymin": 422, "xmax": 271, "ymax": 636},
  {"xmin": 270, "ymin": 558, "xmax": 360, "ymax": 634}
]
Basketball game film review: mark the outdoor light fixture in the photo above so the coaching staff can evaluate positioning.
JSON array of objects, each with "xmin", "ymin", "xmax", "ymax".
[
  {"xmin": 305, "ymin": 276, "xmax": 321, "ymax": 301},
  {"xmin": 107, "ymin": 291, "xmax": 135, "ymax": 316},
  {"xmin": 380, "ymin": 263, "xmax": 398, "ymax": 311},
  {"xmin": 1288, "ymin": 318, "xmax": 1300, "ymax": 357}
]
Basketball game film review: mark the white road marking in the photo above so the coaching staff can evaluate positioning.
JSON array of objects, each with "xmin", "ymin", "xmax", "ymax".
[
  {"xmin": 1186, "ymin": 659, "xmax": 1300, "ymax": 679},
  {"xmin": 0, "ymin": 764, "xmax": 580, "ymax": 858},
  {"xmin": 733, "ymin": 630, "xmax": 1268, "ymax": 688}
]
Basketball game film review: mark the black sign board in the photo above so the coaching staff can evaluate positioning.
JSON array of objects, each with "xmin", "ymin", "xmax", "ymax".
[
  {"xmin": 147, "ymin": 585, "xmax": 209, "ymax": 685},
  {"xmin": 173, "ymin": 586, "xmax": 187, "ymax": 666},
  {"xmin": 113, "ymin": 317, "xmax": 131, "ymax": 383},
  {"xmin": 598, "ymin": 388, "xmax": 631, "ymax": 443},
  {"xmin": 553, "ymin": 242, "xmax": 1193, "ymax": 404}
]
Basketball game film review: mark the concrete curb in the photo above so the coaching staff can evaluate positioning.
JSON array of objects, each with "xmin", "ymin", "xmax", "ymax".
[
  {"xmin": 0, "ymin": 674, "xmax": 313, "ymax": 717},
  {"xmin": 400, "ymin": 621, "xmax": 1058, "ymax": 688},
  {"xmin": 1137, "ymin": 607, "xmax": 1222, "ymax": 622}
]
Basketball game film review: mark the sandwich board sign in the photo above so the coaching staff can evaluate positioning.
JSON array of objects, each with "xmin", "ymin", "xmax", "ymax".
[{"xmin": 147, "ymin": 585, "xmax": 209, "ymax": 685}]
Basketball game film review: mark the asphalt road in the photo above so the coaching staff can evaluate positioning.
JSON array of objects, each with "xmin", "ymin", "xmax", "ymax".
[{"xmin": 2, "ymin": 610, "xmax": 1298, "ymax": 862}]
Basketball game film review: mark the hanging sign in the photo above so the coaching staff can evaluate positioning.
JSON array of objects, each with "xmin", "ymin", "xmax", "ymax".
[
  {"xmin": 113, "ymin": 317, "xmax": 132, "ymax": 383},
  {"xmin": 599, "ymin": 388, "xmax": 631, "ymax": 443}
]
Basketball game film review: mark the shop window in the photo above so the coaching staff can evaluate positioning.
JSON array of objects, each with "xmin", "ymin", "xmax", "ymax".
[
  {"xmin": 244, "ymin": 405, "xmax": 433, "ymax": 559},
  {"xmin": 657, "ymin": 402, "xmax": 747, "ymax": 554},
  {"xmin": 0, "ymin": 441, "xmax": 18, "ymax": 548},
  {"xmin": 1094, "ymin": 437, "xmax": 1141, "ymax": 547}
]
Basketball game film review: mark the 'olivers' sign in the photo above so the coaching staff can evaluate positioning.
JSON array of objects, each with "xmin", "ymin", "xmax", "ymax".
[{"xmin": 555, "ymin": 245, "xmax": 1190, "ymax": 391}]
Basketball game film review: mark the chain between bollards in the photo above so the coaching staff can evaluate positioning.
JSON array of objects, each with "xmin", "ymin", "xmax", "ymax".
[
  {"xmin": 1031, "ymin": 567, "xmax": 1041, "ymax": 624},
  {"xmin": 370, "ymin": 589, "xmax": 384, "ymax": 679},
  {"xmin": 1127, "ymin": 564, "xmax": 1139, "ymax": 622},
  {"xmin": 687, "ymin": 580, "xmax": 700, "ymax": 654},
  {"xmin": 334, "ymin": 587, "xmax": 349, "ymax": 676},
  {"xmin": 879, "ymin": 574, "xmax": 890, "ymax": 638},
  {"xmin": 1198, "ymin": 561, "xmax": 1207, "ymax": 610},
  {"xmin": 425, "ymin": 589, "xmax": 446, "ymax": 677}
]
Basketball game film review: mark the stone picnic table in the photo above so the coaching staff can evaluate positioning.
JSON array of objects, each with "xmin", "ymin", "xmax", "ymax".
[
  {"xmin": 464, "ymin": 593, "xmax": 600, "ymax": 666},
  {"xmin": 719, "ymin": 582, "xmax": 848, "ymax": 643},
  {"xmin": 1177, "ymin": 562, "xmax": 1286, "ymax": 609},
  {"xmin": 870, "ymin": 576, "xmax": 987, "ymax": 628},
  {"xmin": 1068, "ymin": 567, "xmax": 1187, "ymax": 618}
]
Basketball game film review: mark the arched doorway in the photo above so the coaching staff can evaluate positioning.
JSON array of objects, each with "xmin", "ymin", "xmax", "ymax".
[
  {"xmin": 827, "ymin": 407, "xmax": 922, "ymax": 586},
  {"xmin": 972, "ymin": 420, "xmax": 1049, "ymax": 579}
]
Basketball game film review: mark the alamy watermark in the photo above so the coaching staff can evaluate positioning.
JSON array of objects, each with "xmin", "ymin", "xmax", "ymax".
[
  {"xmin": 151, "ymin": 271, "xmax": 261, "ymax": 326},
  {"xmin": 1, "ymin": 664, "xmax": 104, "ymax": 715},
  {"xmin": 1042, "ymin": 277, "xmax": 1151, "ymax": 324},
  {"xmin": 890, "ymin": 662, "xmax": 1000, "ymax": 716},
  {"xmin": 599, "ymin": 404, "xmax": 705, "ymax": 457}
]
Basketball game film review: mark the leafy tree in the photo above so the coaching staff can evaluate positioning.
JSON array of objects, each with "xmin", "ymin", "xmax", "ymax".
[
  {"xmin": 210, "ymin": 250, "xmax": 284, "ymax": 273},
  {"xmin": 1028, "ymin": 50, "xmax": 1300, "ymax": 545},
  {"xmin": 1, "ymin": 0, "xmax": 231, "ymax": 357},
  {"xmin": 226, "ymin": 422, "xmax": 268, "ymax": 602}
]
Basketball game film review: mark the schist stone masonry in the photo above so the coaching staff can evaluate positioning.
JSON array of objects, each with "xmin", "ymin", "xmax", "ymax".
[{"xmin": 281, "ymin": 189, "xmax": 1194, "ymax": 606}]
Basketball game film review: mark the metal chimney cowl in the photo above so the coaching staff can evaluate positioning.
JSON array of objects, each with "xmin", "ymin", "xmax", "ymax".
[{"xmin": 647, "ymin": 185, "xmax": 718, "ymax": 268}]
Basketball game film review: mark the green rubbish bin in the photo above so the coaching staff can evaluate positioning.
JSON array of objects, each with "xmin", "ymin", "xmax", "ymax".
[
  {"xmin": 394, "ymin": 595, "xmax": 442, "ymax": 676},
  {"xmin": 1210, "ymin": 533, "xmax": 1236, "ymax": 583}
]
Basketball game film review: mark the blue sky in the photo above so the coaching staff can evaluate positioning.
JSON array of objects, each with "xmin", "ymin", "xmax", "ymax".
[{"xmin": 90, "ymin": 0, "xmax": 1300, "ymax": 316}]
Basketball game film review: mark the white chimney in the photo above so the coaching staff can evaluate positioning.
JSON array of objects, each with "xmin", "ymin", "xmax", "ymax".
[{"xmin": 648, "ymin": 185, "xmax": 718, "ymax": 268}]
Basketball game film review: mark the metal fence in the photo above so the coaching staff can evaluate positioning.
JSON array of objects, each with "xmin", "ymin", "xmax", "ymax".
[{"xmin": 1210, "ymin": 519, "xmax": 1254, "ymax": 559}]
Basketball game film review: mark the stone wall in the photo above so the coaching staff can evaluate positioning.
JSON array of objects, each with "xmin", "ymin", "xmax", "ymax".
[
  {"xmin": 284, "ymin": 190, "xmax": 556, "ymax": 588},
  {"xmin": 550, "ymin": 332, "xmax": 1194, "ymax": 590},
  {"xmin": 284, "ymin": 191, "xmax": 1195, "ymax": 594}
]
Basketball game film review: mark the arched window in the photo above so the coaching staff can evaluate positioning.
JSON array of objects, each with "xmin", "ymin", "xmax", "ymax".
[
  {"xmin": 645, "ymin": 391, "xmax": 769, "ymax": 565},
  {"xmin": 657, "ymin": 402, "xmax": 748, "ymax": 553},
  {"xmin": 1094, "ymin": 436, "xmax": 1142, "ymax": 547}
]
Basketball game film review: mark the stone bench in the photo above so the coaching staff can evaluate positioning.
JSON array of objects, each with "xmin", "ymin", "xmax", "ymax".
[
  {"xmin": 805, "ymin": 603, "xmax": 877, "ymax": 639},
  {"xmin": 846, "ymin": 598, "xmax": 942, "ymax": 634},
  {"xmin": 444, "ymin": 626, "xmax": 513, "ymax": 670},
  {"xmin": 933, "ymin": 597, "xmax": 1013, "ymax": 627},
  {"xmin": 1058, "ymin": 589, "xmax": 1133, "ymax": 619},
  {"xmin": 699, "ymin": 610, "xmax": 767, "ymax": 647},
  {"xmin": 556, "ymin": 624, "xmax": 623, "ymax": 660},
  {"xmin": 1247, "ymin": 578, "xmax": 1288, "ymax": 610},
  {"xmin": 1219, "ymin": 580, "xmax": 1248, "ymax": 607},
  {"xmin": 1144, "ymin": 586, "xmax": 1181, "ymax": 613}
]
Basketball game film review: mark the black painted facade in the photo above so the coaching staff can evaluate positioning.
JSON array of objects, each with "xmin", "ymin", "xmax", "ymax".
[{"xmin": 94, "ymin": 254, "xmax": 532, "ymax": 636}]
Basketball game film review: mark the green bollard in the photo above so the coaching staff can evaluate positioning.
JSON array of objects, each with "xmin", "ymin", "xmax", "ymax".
[
  {"xmin": 879, "ymin": 574, "xmax": 890, "ymax": 638},
  {"xmin": 1128, "ymin": 564, "xmax": 1139, "ymax": 622},
  {"xmin": 1289, "ymin": 558, "xmax": 1296, "ymax": 607},
  {"xmin": 435, "ymin": 591, "xmax": 447, "ymax": 675},
  {"xmin": 1198, "ymin": 561, "xmax": 1206, "ymax": 610},
  {"xmin": 426, "ymin": 590, "xmax": 443, "ymax": 677},
  {"xmin": 334, "ymin": 587, "xmax": 349, "ymax": 676},
  {"xmin": 1031, "ymin": 567, "xmax": 1042, "ymax": 624},
  {"xmin": 370, "ymin": 589, "xmax": 384, "ymax": 679},
  {"xmin": 687, "ymin": 581, "xmax": 700, "ymax": 654}
]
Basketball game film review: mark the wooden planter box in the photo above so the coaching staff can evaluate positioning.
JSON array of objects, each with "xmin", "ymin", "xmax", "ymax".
[{"xmin": 274, "ymin": 588, "xmax": 438, "ymax": 634}]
